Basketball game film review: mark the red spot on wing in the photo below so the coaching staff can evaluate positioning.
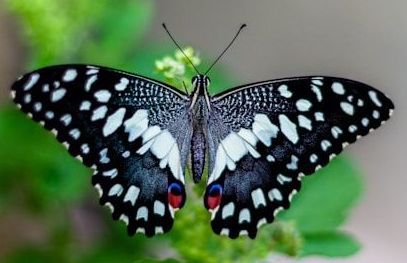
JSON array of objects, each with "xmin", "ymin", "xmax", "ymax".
[
  {"xmin": 168, "ymin": 192, "xmax": 183, "ymax": 209},
  {"xmin": 207, "ymin": 195, "xmax": 222, "ymax": 210}
]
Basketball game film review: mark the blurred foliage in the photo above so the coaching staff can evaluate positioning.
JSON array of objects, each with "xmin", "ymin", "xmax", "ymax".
[{"xmin": 1, "ymin": 0, "xmax": 362, "ymax": 262}]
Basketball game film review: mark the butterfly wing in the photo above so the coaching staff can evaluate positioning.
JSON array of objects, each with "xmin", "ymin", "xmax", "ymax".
[
  {"xmin": 206, "ymin": 76, "xmax": 394, "ymax": 238},
  {"xmin": 11, "ymin": 65, "xmax": 192, "ymax": 236}
]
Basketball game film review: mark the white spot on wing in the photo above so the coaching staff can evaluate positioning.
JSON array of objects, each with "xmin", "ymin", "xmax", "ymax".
[
  {"xmin": 105, "ymin": 202, "xmax": 114, "ymax": 213},
  {"xmin": 312, "ymin": 78, "xmax": 323, "ymax": 85},
  {"xmin": 45, "ymin": 111, "xmax": 54, "ymax": 119},
  {"xmin": 321, "ymin": 140, "xmax": 332, "ymax": 151},
  {"xmin": 124, "ymin": 185, "xmax": 140, "ymax": 206},
  {"xmin": 348, "ymin": 125, "xmax": 357, "ymax": 133},
  {"xmin": 94, "ymin": 184, "xmax": 103, "ymax": 197},
  {"xmin": 252, "ymin": 114, "xmax": 279, "ymax": 146},
  {"xmin": 81, "ymin": 144, "xmax": 90, "ymax": 154},
  {"xmin": 332, "ymin": 82, "xmax": 345, "ymax": 95},
  {"xmin": 80, "ymin": 101, "xmax": 91, "ymax": 111},
  {"xmin": 278, "ymin": 115, "xmax": 299, "ymax": 144},
  {"xmin": 94, "ymin": 90, "xmax": 111, "ymax": 103},
  {"xmin": 278, "ymin": 84, "xmax": 292, "ymax": 98},
  {"xmin": 266, "ymin": 155, "xmax": 275, "ymax": 162},
  {"xmin": 136, "ymin": 228, "xmax": 145, "ymax": 234},
  {"xmin": 155, "ymin": 227, "xmax": 164, "ymax": 234},
  {"xmin": 92, "ymin": 105, "xmax": 108, "ymax": 121},
  {"xmin": 314, "ymin": 112, "xmax": 324, "ymax": 121},
  {"xmin": 136, "ymin": 206, "xmax": 148, "ymax": 221},
  {"xmin": 168, "ymin": 144, "xmax": 183, "ymax": 183},
  {"xmin": 136, "ymin": 138, "xmax": 155, "ymax": 155},
  {"xmin": 222, "ymin": 202, "xmax": 235, "ymax": 219},
  {"xmin": 103, "ymin": 108, "xmax": 126, "ymax": 136},
  {"xmin": 237, "ymin": 128, "xmax": 257, "ymax": 146},
  {"xmin": 69, "ymin": 128, "xmax": 80, "ymax": 140},
  {"xmin": 102, "ymin": 169, "xmax": 118, "ymax": 178},
  {"xmin": 208, "ymin": 145, "xmax": 227, "ymax": 184},
  {"xmin": 85, "ymin": 75, "xmax": 97, "ymax": 91},
  {"xmin": 296, "ymin": 99, "xmax": 312, "ymax": 111},
  {"xmin": 220, "ymin": 228, "xmax": 230, "ymax": 236},
  {"xmin": 311, "ymin": 84, "xmax": 323, "ymax": 102},
  {"xmin": 99, "ymin": 148, "xmax": 110, "ymax": 163},
  {"xmin": 153, "ymin": 200, "xmax": 165, "ymax": 216},
  {"xmin": 368, "ymin": 90, "xmax": 382, "ymax": 107},
  {"xmin": 372, "ymin": 110, "xmax": 380, "ymax": 119},
  {"xmin": 34, "ymin": 102, "xmax": 42, "ymax": 112},
  {"xmin": 340, "ymin": 102, "xmax": 354, "ymax": 115},
  {"xmin": 362, "ymin": 118, "xmax": 369, "ymax": 127},
  {"xmin": 331, "ymin": 126, "xmax": 343, "ymax": 139},
  {"xmin": 150, "ymin": 130, "xmax": 174, "ymax": 159},
  {"xmin": 62, "ymin": 69, "xmax": 77, "ymax": 82},
  {"xmin": 24, "ymin": 94, "xmax": 31, "ymax": 104},
  {"xmin": 24, "ymin": 73, "xmax": 40, "ymax": 91},
  {"xmin": 298, "ymin": 115, "xmax": 312, "ymax": 130},
  {"xmin": 277, "ymin": 174, "xmax": 292, "ymax": 184},
  {"xmin": 124, "ymin": 109, "xmax": 149, "ymax": 142},
  {"xmin": 286, "ymin": 155, "xmax": 299, "ymax": 170},
  {"xmin": 239, "ymin": 230, "xmax": 249, "ymax": 236},
  {"xmin": 115, "ymin": 77, "xmax": 129, "ymax": 91},
  {"xmin": 251, "ymin": 188, "xmax": 266, "ymax": 209},
  {"xmin": 141, "ymin": 126, "xmax": 161, "ymax": 143},
  {"xmin": 108, "ymin": 184, "xmax": 123, "ymax": 196},
  {"xmin": 51, "ymin": 88, "xmax": 67, "ymax": 102},
  {"xmin": 310, "ymin": 154, "xmax": 318, "ymax": 163},
  {"xmin": 221, "ymin": 132, "xmax": 247, "ymax": 162},
  {"xmin": 268, "ymin": 188, "xmax": 282, "ymax": 201},
  {"xmin": 42, "ymin": 84, "xmax": 49, "ymax": 92},
  {"xmin": 273, "ymin": 207, "xmax": 283, "ymax": 217},
  {"xmin": 119, "ymin": 214, "xmax": 129, "ymax": 225},
  {"xmin": 238, "ymin": 209, "xmax": 251, "ymax": 224},
  {"xmin": 122, "ymin": 151, "xmax": 130, "ymax": 158},
  {"xmin": 257, "ymin": 218, "xmax": 267, "ymax": 229},
  {"xmin": 86, "ymin": 67, "xmax": 99, "ymax": 75}
]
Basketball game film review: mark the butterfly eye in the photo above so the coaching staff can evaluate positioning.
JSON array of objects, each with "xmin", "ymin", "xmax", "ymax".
[
  {"xmin": 206, "ymin": 184, "xmax": 223, "ymax": 210},
  {"xmin": 205, "ymin": 77, "xmax": 211, "ymax": 87},
  {"xmin": 168, "ymin": 182, "xmax": 184, "ymax": 209},
  {"xmin": 191, "ymin": 76, "xmax": 198, "ymax": 86}
]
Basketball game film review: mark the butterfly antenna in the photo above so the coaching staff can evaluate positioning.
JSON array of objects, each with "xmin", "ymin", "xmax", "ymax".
[
  {"xmin": 162, "ymin": 23, "xmax": 200, "ymax": 75},
  {"xmin": 204, "ymin": 24, "xmax": 247, "ymax": 75}
]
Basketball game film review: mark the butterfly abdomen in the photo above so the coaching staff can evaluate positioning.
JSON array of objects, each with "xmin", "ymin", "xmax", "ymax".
[
  {"xmin": 191, "ymin": 127, "xmax": 206, "ymax": 183},
  {"xmin": 190, "ymin": 97, "xmax": 208, "ymax": 183}
]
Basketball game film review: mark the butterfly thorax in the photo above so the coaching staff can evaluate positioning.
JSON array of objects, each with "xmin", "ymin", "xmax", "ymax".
[
  {"xmin": 189, "ymin": 74, "xmax": 211, "ymax": 111},
  {"xmin": 190, "ymin": 75, "xmax": 211, "ymax": 183}
]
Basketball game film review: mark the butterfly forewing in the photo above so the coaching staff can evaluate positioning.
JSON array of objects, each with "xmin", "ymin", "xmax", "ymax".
[
  {"xmin": 11, "ymin": 65, "xmax": 191, "ymax": 236},
  {"xmin": 206, "ymin": 76, "xmax": 394, "ymax": 238}
]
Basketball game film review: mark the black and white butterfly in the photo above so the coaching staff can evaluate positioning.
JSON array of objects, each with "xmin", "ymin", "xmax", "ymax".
[
  {"xmin": 10, "ymin": 64, "xmax": 394, "ymax": 238},
  {"xmin": 10, "ymin": 25, "xmax": 394, "ymax": 239}
]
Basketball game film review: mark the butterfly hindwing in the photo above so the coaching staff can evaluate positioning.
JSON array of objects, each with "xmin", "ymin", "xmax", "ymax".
[
  {"xmin": 206, "ymin": 76, "xmax": 394, "ymax": 238},
  {"xmin": 11, "ymin": 65, "xmax": 191, "ymax": 236}
]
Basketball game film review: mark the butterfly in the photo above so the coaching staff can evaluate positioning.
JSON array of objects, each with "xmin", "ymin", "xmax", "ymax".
[{"xmin": 10, "ymin": 25, "xmax": 394, "ymax": 239}]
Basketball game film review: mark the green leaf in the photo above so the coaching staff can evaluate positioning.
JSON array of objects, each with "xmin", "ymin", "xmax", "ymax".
[
  {"xmin": 279, "ymin": 157, "xmax": 363, "ymax": 233},
  {"xmin": 301, "ymin": 232, "xmax": 361, "ymax": 257}
]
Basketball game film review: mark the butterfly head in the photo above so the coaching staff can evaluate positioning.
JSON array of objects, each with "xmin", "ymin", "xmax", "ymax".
[{"xmin": 191, "ymin": 75, "xmax": 211, "ymax": 93}]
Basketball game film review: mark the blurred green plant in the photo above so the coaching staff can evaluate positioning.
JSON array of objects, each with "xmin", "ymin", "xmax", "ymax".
[{"xmin": 1, "ymin": 0, "xmax": 362, "ymax": 262}]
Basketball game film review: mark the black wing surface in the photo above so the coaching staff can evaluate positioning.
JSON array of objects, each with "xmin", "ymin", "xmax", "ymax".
[
  {"xmin": 11, "ymin": 64, "xmax": 192, "ymax": 236},
  {"xmin": 205, "ymin": 76, "xmax": 394, "ymax": 238}
]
